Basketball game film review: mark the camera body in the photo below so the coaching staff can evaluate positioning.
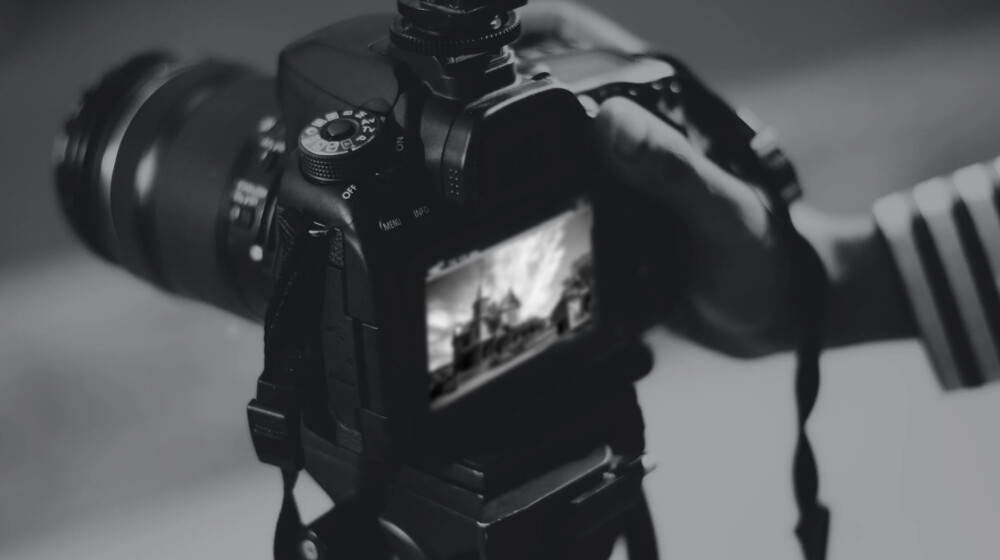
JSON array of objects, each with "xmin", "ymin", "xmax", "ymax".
[{"xmin": 251, "ymin": 9, "xmax": 683, "ymax": 502}]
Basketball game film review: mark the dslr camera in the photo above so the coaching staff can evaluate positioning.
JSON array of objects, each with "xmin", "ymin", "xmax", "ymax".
[{"xmin": 56, "ymin": 1, "xmax": 800, "ymax": 558}]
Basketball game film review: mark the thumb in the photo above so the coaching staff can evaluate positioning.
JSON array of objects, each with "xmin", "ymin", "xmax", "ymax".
[{"xmin": 594, "ymin": 97, "xmax": 769, "ymax": 237}]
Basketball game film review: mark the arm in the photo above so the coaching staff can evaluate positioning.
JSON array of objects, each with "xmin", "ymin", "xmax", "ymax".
[
  {"xmin": 595, "ymin": 97, "xmax": 918, "ymax": 355},
  {"xmin": 597, "ymin": 96, "xmax": 1000, "ymax": 391}
]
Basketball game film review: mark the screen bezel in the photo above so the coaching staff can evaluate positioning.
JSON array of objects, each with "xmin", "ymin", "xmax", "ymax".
[{"xmin": 403, "ymin": 192, "xmax": 626, "ymax": 439}]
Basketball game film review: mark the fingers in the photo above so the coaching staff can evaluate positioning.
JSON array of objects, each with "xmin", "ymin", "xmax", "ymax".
[
  {"xmin": 594, "ymin": 97, "xmax": 770, "ymax": 239},
  {"xmin": 519, "ymin": 1, "xmax": 648, "ymax": 54},
  {"xmin": 594, "ymin": 97, "xmax": 699, "ymax": 200}
]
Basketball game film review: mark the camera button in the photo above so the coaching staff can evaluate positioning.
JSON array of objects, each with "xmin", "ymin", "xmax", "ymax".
[{"xmin": 322, "ymin": 119, "xmax": 355, "ymax": 141}]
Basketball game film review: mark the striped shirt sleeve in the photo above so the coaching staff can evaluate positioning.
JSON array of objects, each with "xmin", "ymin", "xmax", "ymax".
[{"xmin": 873, "ymin": 157, "xmax": 1000, "ymax": 390}]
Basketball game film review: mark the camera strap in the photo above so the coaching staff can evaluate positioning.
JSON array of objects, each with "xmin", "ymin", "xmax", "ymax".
[
  {"xmin": 247, "ymin": 210, "xmax": 330, "ymax": 560},
  {"xmin": 655, "ymin": 55, "xmax": 832, "ymax": 560}
]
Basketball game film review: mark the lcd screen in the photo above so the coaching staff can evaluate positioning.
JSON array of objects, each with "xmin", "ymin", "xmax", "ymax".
[{"xmin": 426, "ymin": 200, "xmax": 594, "ymax": 407}]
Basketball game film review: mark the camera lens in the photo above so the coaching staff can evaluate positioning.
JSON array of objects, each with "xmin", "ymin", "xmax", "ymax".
[{"xmin": 55, "ymin": 53, "xmax": 282, "ymax": 318}]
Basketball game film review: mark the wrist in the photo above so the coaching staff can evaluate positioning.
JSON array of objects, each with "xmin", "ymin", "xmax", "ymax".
[{"xmin": 793, "ymin": 204, "xmax": 917, "ymax": 348}]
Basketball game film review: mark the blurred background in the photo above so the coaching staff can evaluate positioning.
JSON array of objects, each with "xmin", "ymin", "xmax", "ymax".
[{"xmin": 3, "ymin": 0, "xmax": 1000, "ymax": 558}]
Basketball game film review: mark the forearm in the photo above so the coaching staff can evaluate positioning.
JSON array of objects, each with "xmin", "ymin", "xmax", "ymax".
[
  {"xmin": 797, "ymin": 157, "xmax": 1000, "ymax": 391},
  {"xmin": 794, "ymin": 205, "xmax": 917, "ymax": 348}
]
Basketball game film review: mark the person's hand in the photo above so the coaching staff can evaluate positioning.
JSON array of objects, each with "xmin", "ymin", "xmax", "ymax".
[
  {"xmin": 594, "ymin": 98, "xmax": 800, "ymax": 356},
  {"xmin": 594, "ymin": 98, "xmax": 916, "ymax": 355}
]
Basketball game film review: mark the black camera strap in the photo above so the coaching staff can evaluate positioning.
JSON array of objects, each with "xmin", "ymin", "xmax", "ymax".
[
  {"xmin": 758, "ymin": 171, "xmax": 831, "ymax": 560},
  {"xmin": 657, "ymin": 55, "xmax": 832, "ymax": 560},
  {"xmin": 247, "ymin": 210, "xmax": 330, "ymax": 560},
  {"xmin": 249, "ymin": 213, "xmax": 399, "ymax": 559}
]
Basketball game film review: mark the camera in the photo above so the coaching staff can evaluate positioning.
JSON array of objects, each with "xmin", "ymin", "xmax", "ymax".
[{"xmin": 55, "ymin": 1, "xmax": 796, "ymax": 557}]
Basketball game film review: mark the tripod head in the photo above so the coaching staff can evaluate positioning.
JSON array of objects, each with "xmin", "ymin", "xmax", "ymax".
[{"xmin": 390, "ymin": 0, "xmax": 527, "ymax": 57}]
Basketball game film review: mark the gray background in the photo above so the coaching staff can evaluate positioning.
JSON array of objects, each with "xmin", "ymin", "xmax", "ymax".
[{"xmin": 3, "ymin": 0, "xmax": 1000, "ymax": 558}]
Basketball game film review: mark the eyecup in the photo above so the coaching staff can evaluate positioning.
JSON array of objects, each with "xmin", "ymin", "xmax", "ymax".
[{"xmin": 54, "ymin": 51, "xmax": 176, "ymax": 262}]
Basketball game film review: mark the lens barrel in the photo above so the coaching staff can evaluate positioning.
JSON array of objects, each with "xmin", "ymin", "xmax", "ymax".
[{"xmin": 56, "ymin": 53, "xmax": 282, "ymax": 318}]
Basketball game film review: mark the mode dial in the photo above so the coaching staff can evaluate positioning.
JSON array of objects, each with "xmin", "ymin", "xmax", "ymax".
[{"xmin": 298, "ymin": 109, "xmax": 383, "ymax": 183}]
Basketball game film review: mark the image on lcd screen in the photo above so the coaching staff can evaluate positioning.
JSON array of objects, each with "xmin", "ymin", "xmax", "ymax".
[{"xmin": 426, "ymin": 200, "xmax": 594, "ymax": 407}]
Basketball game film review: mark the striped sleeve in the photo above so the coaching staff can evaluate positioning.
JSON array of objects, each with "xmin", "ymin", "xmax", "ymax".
[{"xmin": 872, "ymin": 157, "xmax": 1000, "ymax": 390}]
